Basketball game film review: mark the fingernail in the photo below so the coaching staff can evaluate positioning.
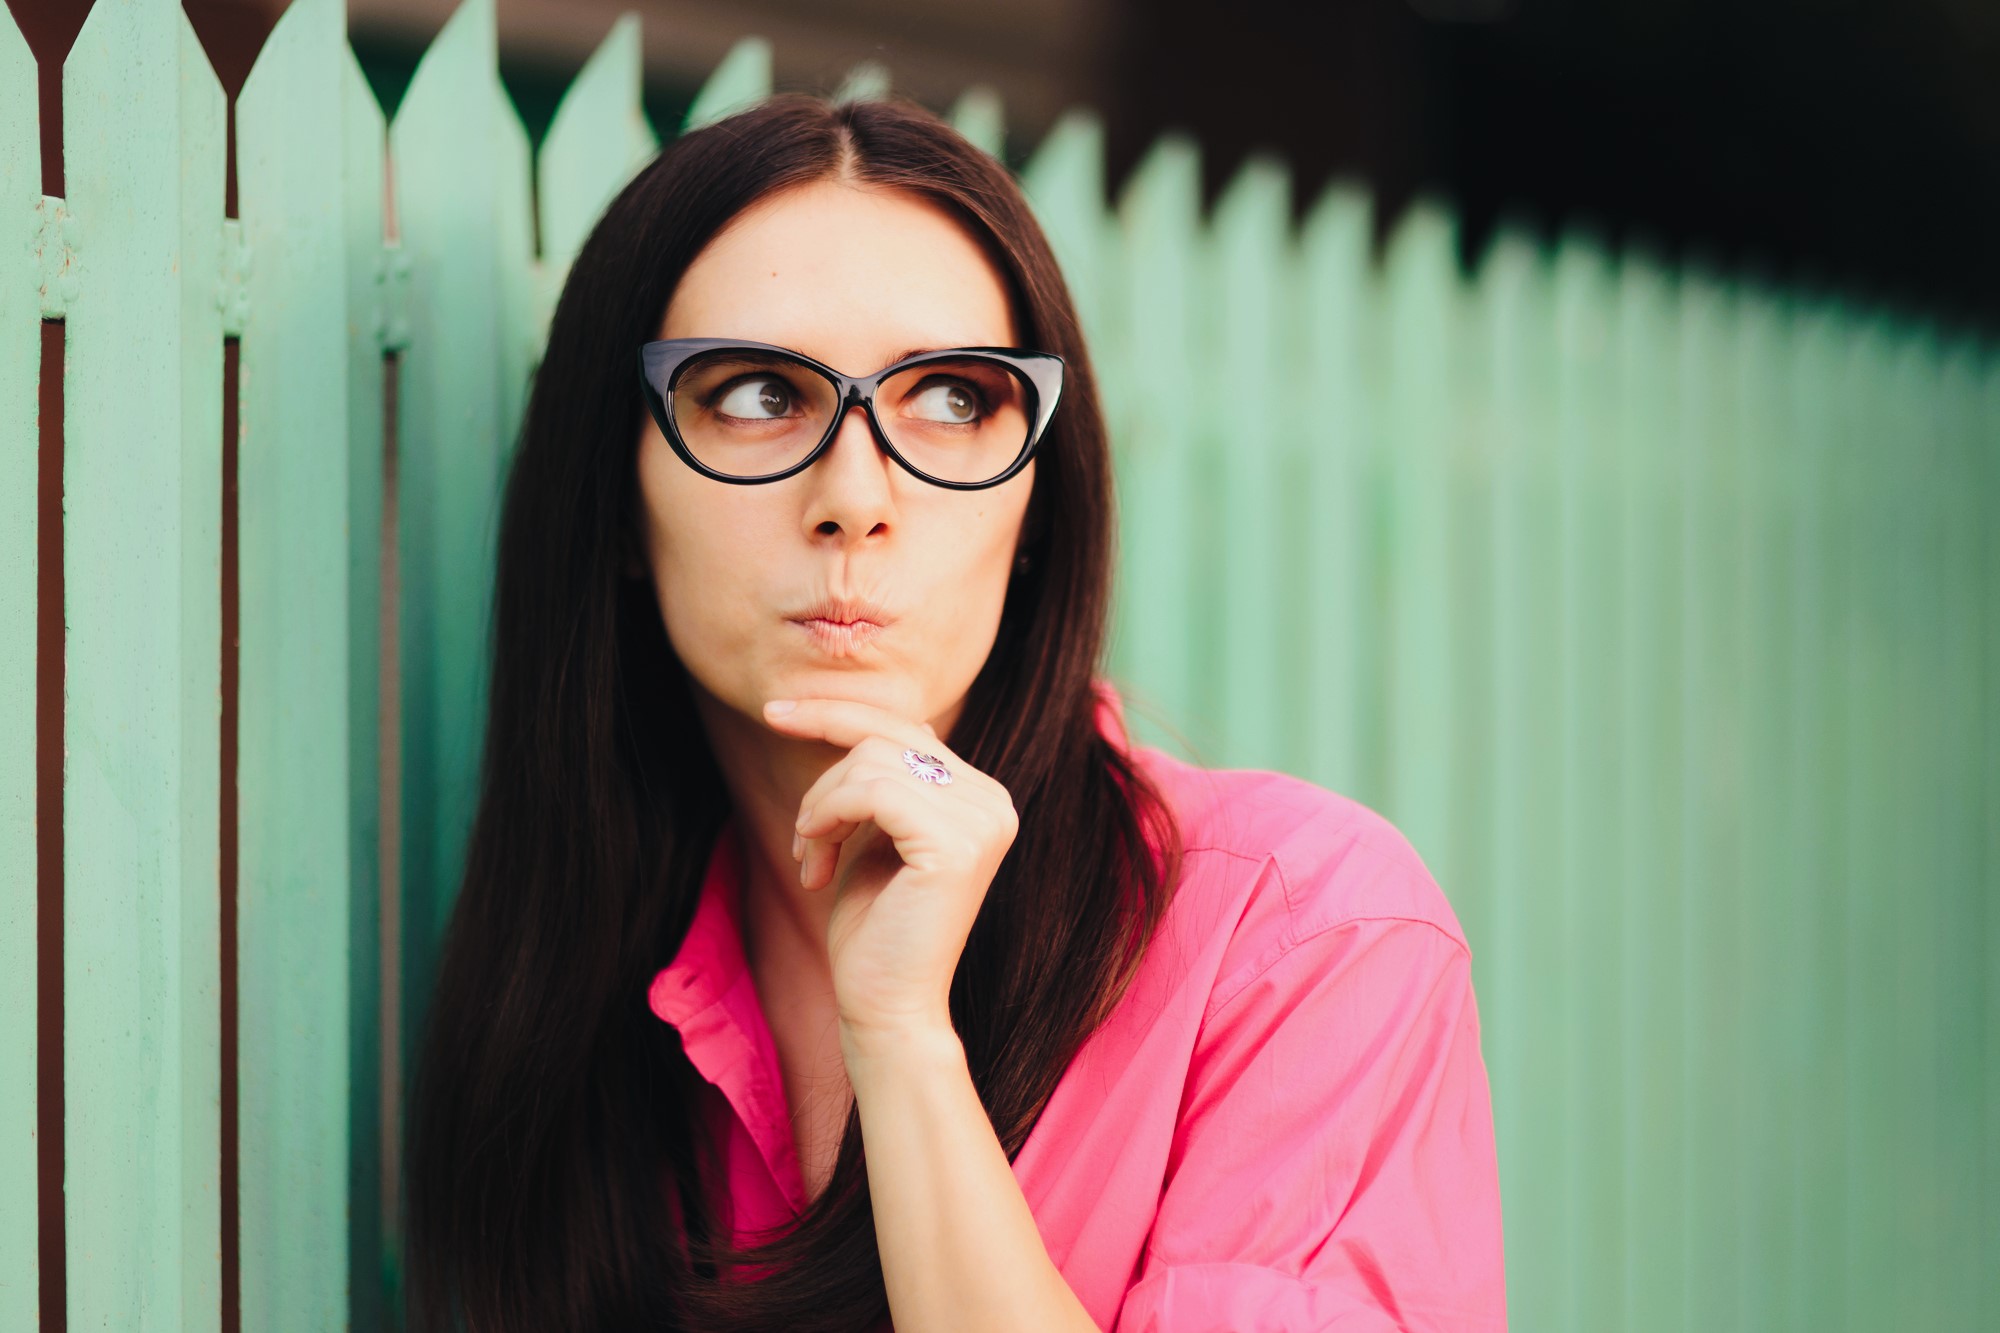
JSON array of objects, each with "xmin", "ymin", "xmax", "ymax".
[
  {"xmin": 791, "ymin": 832, "xmax": 803, "ymax": 861},
  {"xmin": 765, "ymin": 699, "xmax": 797, "ymax": 716}
]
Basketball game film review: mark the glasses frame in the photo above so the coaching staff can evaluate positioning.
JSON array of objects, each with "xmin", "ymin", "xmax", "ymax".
[{"xmin": 637, "ymin": 337, "xmax": 1065, "ymax": 491}]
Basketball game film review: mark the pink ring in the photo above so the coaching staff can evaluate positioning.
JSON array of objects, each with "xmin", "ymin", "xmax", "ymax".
[{"xmin": 902, "ymin": 749, "xmax": 953, "ymax": 785}]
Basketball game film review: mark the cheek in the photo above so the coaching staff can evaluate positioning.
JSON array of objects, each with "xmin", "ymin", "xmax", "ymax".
[
  {"xmin": 922, "ymin": 492, "xmax": 1029, "ymax": 630},
  {"xmin": 655, "ymin": 515, "xmax": 761, "ymax": 632},
  {"xmin": 638, "ymin": 452, "xmax": 771, "ymax": 653}
]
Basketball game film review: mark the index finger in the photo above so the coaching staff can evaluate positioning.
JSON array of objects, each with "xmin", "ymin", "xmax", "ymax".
[{"xmin": 762, "ymin": 696, "xmax": 942, "ymax": 753}]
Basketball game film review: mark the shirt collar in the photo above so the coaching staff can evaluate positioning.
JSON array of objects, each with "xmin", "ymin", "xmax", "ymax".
[
  {"xmin": 648, "ymin": 815, "xmax": 809, "ymax": 1210},
  {"xmin": 647, "ymin": 815, "xmax": 750, "ymax": 1032}
]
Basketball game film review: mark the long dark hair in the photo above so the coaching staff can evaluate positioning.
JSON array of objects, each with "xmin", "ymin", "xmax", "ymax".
[{"xmin": 404, "ymin": 91, "xmax": 1185, "ymax": 1332}]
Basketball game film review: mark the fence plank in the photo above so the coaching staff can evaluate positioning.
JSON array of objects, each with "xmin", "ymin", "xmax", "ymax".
[
  {"xmin": 1019, "ymin": 111, "xmax": 1137, "ymax": 695},
  {"xmin": 1295, "ymin": 182, "xmax": 1372, "ymax": 803},
  {"xmin": 60, "ymin": 0, "xmax": 225, "ymax": 1325},
  {"xmin": 1205, "ymin": 156, "xmax": 1294, "ymax": 772},
  {"xmin": 1889, "ymin": 324, "xmax": 1946, "ymax": 1330},
  {"xmin": 1021, "ymin": 110, "xmax": 1109, "ymax": 347},
  {"xmin": 0, "ymin": 6, "xmax": 38, "ymax": 1327},
  {"xmin": 1551, "ymin": 226, "xmax": 1622, "ymax": 1333},
  {"xmin": 1611, "ymin": 241, "xmax": 1685, "ymax": 1333},
  {"xmin": 1675, "ymin": 259, "xmax": 1748, "ymax": 1333},
  {"xmin": 1111, "ymin": 135, "xmax": 1204, "ymax": 760},
  {"xmin": 1933, "ymin": 336, "xmax": 1985, "ymax": 1330},
  {"xmin": 1479, "ymin": 219, "xmax": 1561, "ymax": 1333},
  {"xmin": 1984, "ymin": 342, "xmax": 2000, "ymax": 1333},
  {"xmin": 1442, "ymin": 221, "xmax": 1496, "ymax": 993},
  {"xmin": 390, "ymin": 0, "xmax": 537, "ymax": 1091},
  {"xmin": 1781, "ymin": 289, "xmax": 1844, "ymax": 1333},
  {"xmin": 1017, "ymin": 110, "xmax": 1115, "ymax": 405},
  {"xmin": 1731, "ymin": 275, "xmax": 1792, "ymax": 1332},
  {"xmin": 1823, "ymin": 309, "xmax": 1865, "ymax": 1333},
  {"xmin": 536, "ymin": 13, "xmax": 660, "ymax": 349},
  {"xmin": 1378, "ymin": 199, "xmax": 1461, "ymax": 889},
  {"xmin": 234, "ymin": 0, "xmax": 389, "ymax": 1324},
  {"xmin": 1839, "ymin": 314, "xmax": 1898, "ymax": 1330}
]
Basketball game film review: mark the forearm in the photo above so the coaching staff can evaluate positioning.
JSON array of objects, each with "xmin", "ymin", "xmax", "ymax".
[{"xmin": 842, "ymin": 1021, "xmax": 1100, "ymax": 1333}]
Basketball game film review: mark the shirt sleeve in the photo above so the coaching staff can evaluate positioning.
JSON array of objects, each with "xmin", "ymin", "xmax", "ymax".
[{"xmin": 1113, "ymin": 913, "xmax": 1508, "ymax": 1332}]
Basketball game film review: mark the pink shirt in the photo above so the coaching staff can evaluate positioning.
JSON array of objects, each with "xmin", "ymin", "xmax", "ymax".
[{"xmin": 649, "ymin": 681, "xmax": 1508, "ymax": 1330}]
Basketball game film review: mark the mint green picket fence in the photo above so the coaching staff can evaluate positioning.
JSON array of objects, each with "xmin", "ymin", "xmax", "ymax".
[{"xmin": 3, "ymin": 0, "xmax": 1996, "ymax": 1328}]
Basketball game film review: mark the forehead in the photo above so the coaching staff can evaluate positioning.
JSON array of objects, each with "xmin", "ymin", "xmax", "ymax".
[{"xmin": 659, "ymin": 179, "xmax": 1020, "ymax": 373}]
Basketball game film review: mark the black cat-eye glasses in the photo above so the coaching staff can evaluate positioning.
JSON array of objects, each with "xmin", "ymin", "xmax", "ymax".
[{"xmin": 638, "ymin": 338, "xmax": 1064, "ymax": 490}]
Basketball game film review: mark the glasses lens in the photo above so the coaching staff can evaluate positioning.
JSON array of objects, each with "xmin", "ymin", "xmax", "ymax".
[
  {"xmin": 877, "ymin": 357, "xmax": 1033, "ymax": 485},
  {"xmin": 668, "ymin": 350, "xmax": 839, "ymax": 477}
]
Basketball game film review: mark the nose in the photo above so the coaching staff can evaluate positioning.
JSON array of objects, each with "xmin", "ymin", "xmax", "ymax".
[{"xmin": 801, "ymin": 400, "xmax": 896, "ymax": 541}]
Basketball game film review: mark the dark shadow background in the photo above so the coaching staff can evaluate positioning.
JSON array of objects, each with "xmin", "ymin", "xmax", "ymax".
[
  {"xmin": 1102, "ymin": 0, "xmax": 1999, "ymax": 329},
  {"xmin": 338, "ymin": 0, "xmax": 2000, "ymax": 331}
]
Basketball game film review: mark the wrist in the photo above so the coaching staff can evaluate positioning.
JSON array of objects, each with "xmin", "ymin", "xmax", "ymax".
[{"xmin": 839, "ymin": 1012, "xmax": 964, "ymax": 1073}]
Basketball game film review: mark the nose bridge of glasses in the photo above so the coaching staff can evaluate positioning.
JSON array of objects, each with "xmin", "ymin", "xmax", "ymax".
[{"xmin": 823, "ymin": 384, "xmax": 891, "ymax": 460}]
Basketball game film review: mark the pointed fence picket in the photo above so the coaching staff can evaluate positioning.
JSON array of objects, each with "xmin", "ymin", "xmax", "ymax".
[
  {"xmin": 535, "ymin": 12, "xmax": 660, "ymax": 348},
  {"xmin": 1207, "ymin": 156, "xmax": 1295, "ymax": 774},
  {"xmin": 1733, "ymin": 277, "xmax": 1792, "ymax": 1333},
  {"xmin": 233, "ymin": 0, "xmax": 389, "ymax": 1324},
  {"xmin": 1112, "ymin": 135, "xmax": 1206, "ymax": 761},
  {"xmin": 389, "ymin": 0, "xmax": 536, "ymax": 1085},
  {"xmin": 0, "ymin": 1, "xmax": 1995, "ymax": 1329},
  {"xmin": 1380, "ymin": 201, "xmax": 1462, "ymax": 894},
  {"xmin": 1295, "ymin": 183, "xmax": 1372, "ymax": 802},
  {"xmin": 682, "ymin": 35, "xmax": 770, "ymax": 132},
  {"xmin": 1465, "ymin": 221, "xmax": 1544, "ymax": 1172},
  {"xmin": 1482, "ymin": 218, "xmax": 1565, "ymax": 1332},
  {"xmin": 1783, "ymin": 290, "xmax": 1844, "ymax": 1333},
  {"xmin": 57, "ymin": 0, "xmax": 227, "ymax": 1326},
  {"xmin": 1616, "ymin": 240, "xmax": 1693, "ymax": 1333}
]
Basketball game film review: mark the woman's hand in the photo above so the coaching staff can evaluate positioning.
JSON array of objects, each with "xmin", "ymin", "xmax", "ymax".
[{"xmin": 762, "ymin": 697, "xmax": 1018, "ymax": 1042}]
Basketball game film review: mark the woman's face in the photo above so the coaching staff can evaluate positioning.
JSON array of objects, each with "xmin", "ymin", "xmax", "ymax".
[{"xmin": 635, "ymin": 179, "xmax": 1035, "ymax": 741}]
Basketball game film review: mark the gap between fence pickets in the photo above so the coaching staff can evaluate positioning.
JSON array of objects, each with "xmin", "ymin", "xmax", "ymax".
[{"xmin": 31, "ymin": 191, "xmax": 414, "ymax": 354}]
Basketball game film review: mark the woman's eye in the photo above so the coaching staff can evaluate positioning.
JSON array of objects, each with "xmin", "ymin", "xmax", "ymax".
[
  {"xmin": 905, "ymin": 378, "xmax": 984, "ymax": 425},
  {"xmin": 714, "ymin": 377, "xmax": 795, "ymax": 420}
]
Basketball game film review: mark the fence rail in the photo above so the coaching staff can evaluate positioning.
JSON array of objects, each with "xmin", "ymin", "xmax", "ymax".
[{"xmin": 2, "ymin": 0, "xmax": 1995, "ymax": 1328}]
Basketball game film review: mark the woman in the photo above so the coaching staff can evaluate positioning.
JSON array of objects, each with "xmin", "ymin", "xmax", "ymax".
[{"xmin": 405, "ymin": 91, "xmax": 1506, "ymax": 1332}]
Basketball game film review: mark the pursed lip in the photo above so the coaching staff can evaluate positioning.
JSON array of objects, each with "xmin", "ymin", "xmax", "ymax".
[{"xmin": 787, "ymin": 595, "xmax": 896, "ymax": 628}]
